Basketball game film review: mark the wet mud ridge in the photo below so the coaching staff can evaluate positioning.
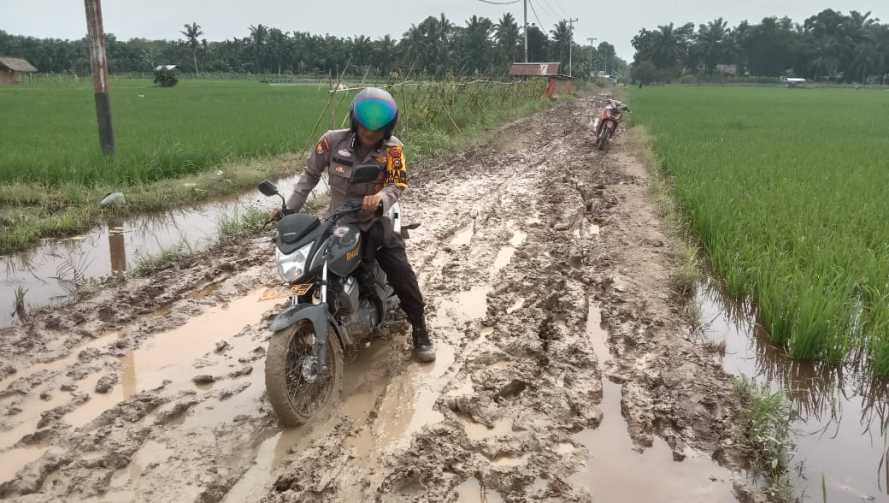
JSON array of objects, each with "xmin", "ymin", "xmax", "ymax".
[{"xmin": 1, "ymin": 96, "xmax": 746, "ymax": 502}]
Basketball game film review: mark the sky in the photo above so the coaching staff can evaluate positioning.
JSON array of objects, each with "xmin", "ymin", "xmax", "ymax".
[{"xmin": 3, "ymin": 0, "xmax": 889, "ymax": 62}]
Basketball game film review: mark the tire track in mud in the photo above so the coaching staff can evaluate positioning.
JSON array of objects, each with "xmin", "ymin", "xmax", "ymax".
[
  {"xmin": 264, "ymin": 98, "xmax": 744, "ymax": 502},
  {"xmin": 0, "ymin": 96, "xmax": 750, "ymax": 502}
]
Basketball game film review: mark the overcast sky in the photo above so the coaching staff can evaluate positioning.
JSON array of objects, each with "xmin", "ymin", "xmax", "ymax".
[{"xmin": 3, "ymin": 1, "xmax": 888, "ymax": 61}]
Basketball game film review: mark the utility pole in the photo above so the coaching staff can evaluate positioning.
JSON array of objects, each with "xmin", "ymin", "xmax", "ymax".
[
  {"xmin": 587, "ymin": 37, "xmax": 597, "ymax": 79},
  {"xmin": 84, "ymin": 0, "xmax": 115, "ymax": 155},
  {"xmin": 567, "ymin": 18, "xmax": 579, "ymax": 77},
  {"xmin": 524, "ymin": 0, "xmax": 529, "ymax": 62}
]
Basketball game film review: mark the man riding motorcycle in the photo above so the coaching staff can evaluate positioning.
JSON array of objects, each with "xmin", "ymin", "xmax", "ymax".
[{"xmin": 280, "ymin": 87, "xmax": 435, "ymax": 363}]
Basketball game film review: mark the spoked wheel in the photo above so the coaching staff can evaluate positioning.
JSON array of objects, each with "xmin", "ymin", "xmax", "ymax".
[
  {"xmin": 597, "ymin": 127, "xmax": 612, "ymax": 151},
  {"xmin": 265, "ymin": 321, "xmax": 343, "ymax": 426}
]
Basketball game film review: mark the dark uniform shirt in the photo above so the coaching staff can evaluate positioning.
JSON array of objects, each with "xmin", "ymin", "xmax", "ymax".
[{"xmin": 286, "ymin": 129, "xmax": 408, "ymax": 227}]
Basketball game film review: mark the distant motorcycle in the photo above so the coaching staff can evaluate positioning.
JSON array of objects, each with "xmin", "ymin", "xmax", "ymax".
[
  {"xmin": 593, "ymin": 99, "xmax": 630, "ymax": 151},
  {"xmin": 257, "ymin": 165, "xmax": 413, "ymax": 426}
]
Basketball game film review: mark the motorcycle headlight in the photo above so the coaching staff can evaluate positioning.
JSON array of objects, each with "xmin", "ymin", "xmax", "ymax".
[{"xmin": 276, "ymin": 243, "xmax": 312, "ymax": 283}]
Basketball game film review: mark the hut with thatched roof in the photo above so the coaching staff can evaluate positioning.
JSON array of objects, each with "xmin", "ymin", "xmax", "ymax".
[{"xmin": 0, "ymin": 57, "xmax": 38, "ymax": 85}]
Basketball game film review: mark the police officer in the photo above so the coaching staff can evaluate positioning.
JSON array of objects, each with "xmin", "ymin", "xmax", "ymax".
[{"xmin": 283, "ymin": 88, "xmax": 435, "ymax": 363}]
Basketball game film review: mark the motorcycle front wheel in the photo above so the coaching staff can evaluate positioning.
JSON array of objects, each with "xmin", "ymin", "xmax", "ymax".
[
  {"xmin": 597, "ymin": 127, "xmax": 612, "ymax": 151},
  {"xmin": 265, "ymin": 321, "xmax": 343, "ymax": 426}
]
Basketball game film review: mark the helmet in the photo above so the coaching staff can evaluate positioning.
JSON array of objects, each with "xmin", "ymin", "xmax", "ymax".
[{"xmin": 350, "ymin": 87, "xmax": 399, "ymax": 139}]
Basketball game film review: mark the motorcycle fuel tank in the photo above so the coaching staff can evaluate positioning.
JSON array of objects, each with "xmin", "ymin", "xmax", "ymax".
[{"xmin": 322, "ymin": 224, "xmax": 362, "ymax": 277}]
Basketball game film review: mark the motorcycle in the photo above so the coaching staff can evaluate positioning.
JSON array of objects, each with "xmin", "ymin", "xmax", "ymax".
[
  {"xmin": 593, "ymin": 100, "xmax": 629, "ymax": 152},
  {"xmin": 257, "ymin": 164, "xmax": 411, "ymax": 426}
]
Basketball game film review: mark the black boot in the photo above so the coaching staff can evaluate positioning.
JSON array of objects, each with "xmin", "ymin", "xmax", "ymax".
[{"xmin": 411, "ymin": 322, "xmax": 436, "ymax": 363}]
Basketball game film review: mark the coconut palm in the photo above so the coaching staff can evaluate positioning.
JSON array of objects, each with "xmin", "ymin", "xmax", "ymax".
[{"xmin": 180, "ymin": 22, "xmax": 203, "ymax": 75}]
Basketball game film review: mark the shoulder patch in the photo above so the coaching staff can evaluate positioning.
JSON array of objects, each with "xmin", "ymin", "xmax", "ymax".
[
  {"xmin": 315, "ymin": 136, "xmax": 330, "ymax": 155},
  {"xmin": 386, "ymin": 145, "xmax": 407, "ymax": 190}
]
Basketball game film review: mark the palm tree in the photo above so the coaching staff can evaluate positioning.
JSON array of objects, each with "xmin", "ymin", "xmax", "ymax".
[
  {"xmin": 550, "ymin": 20, "xmax": 572, "ymax": 70},
  {"xmin": 696, "ymin": 18, "xmax": 730, "ymax": 74},
  {"xmin": 461, "ymin": 15, "xmax": 495, "ymax": 74},
  {"xmin": 495, "ymin": 13, "xmax": 521, "ymax": 70},
  {"xmin": 180, "ymin": 22, "xmax": 203, "ymax": 75},
  {"xmin": 249, "ymin": 24, "xmax": 269, "ymax": 73}
]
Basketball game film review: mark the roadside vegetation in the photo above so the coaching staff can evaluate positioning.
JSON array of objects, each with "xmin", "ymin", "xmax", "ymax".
[
  {"xmin": 735, "ymin": 377, "xmax": 796, "ymax": 502},
  {"xmin": 0, "ymin": 78, "xmax": 548, "ymax": 254},
  {"xmin": 629, "ymin": 85, "xmax": 889, "ymax": 375}
]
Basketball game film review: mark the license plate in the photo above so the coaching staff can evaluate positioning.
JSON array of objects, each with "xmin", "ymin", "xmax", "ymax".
[{"xmin": 290, "ymin": 283, "xmax": 313, "ymax": 296}]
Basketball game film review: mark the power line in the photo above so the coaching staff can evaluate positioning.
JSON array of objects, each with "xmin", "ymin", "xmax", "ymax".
[
  {"xmin": 549, "ymin": 0, "xmax": 569, "ymax": 19},
  {"xmin": 538, "ymin": 0, "xmax": 561, "ymax": 21},
  {"xmin": 527, "ymin": 0, "xmax": 545, "ymax": 29}
]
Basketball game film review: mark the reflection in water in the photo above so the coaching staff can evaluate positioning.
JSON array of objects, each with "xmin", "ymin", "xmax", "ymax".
[
  {"xmin": 108, "ymin": 222, "xmax": 127, "ymax": 273},
  {"xmin": 0, "ymin": 173, "xmax": 320, "ymax": 329},
  {"xmin": 696, "ymin": 279, "xmax": 889, "ymax": 501}
]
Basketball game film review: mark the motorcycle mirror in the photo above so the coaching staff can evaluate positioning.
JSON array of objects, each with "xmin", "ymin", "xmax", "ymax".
[
  {"xmin": 257, "ymin": 180, "xmax": 279, "ymax": 197},
  {"xmin": 351, "ymin": 164, "xmax": 384, "ymax": 184}
]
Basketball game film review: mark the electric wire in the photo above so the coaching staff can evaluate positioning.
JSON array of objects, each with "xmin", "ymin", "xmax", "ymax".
[
  {"xmin": 477, "ymin": 0, "xmax": 521, "ymax": 5},
  {"xmin": 538, "ymin": 0, "xmax": 562, "ymax": 22},
  {"xmin": 527, "ymin": 0, "xmax": 546, "ymax": 29},
  {"xmin": 549, "ymin": 0, "xmax": 569, "ymax": 19}
]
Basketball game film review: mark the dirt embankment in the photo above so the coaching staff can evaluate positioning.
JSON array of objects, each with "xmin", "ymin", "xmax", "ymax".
[{"xmin": 0, "ymin": 95, "xmax": 748, "ymax": 502}]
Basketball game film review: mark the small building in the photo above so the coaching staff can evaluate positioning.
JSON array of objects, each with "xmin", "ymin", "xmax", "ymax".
[
  {"xmin": 716, "ymin": 64, "xmax": 738, "ymax": 76},
  {"xmin": 0, "ymin": 57, "xmax": 38, "ymax": 85},
  {"xmin": 509, "ymin": 62, "xmax": 575, "ymax": 98}
]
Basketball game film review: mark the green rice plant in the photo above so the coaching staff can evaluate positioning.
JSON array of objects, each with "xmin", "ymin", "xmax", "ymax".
[{"xmin": 629, "ymin": 85, "xmax": 889, "ymax": 375}]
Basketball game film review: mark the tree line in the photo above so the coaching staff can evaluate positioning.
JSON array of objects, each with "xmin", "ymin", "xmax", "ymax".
[
  {"xmin": 0, "ymin": 13, "xmax": 626, "ymax": 80},
  {"xmin": 631, "ymin": 9, "xmax": 889, "ymax": 84}
]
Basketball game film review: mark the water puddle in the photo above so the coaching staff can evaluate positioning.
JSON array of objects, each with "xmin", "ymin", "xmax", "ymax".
[
  {"xmin": 454, "ymin": 477, "xmax": 506, "ymax": 503},
  {"xmin": 570, "ymin": 299, "xmax": 737, "ymax": 501},
  {"xmin": 221, "ymin": 429, "xmax": 305, "ymax": 503},
  {"xmin": 0, "ymin": 174, "xmax": 318, "ymax": 330},
  {"xmin": 697, "ymin": 279, "xmax": 889, "ymax": 502},
  {"xmin": 489, "ymin": 453, "xmax": 529, "ymax": 467},
  {"xmin": 489, "ymin": 230, "xmax": 527, "ymax": 276},
  {"xmin": 438, "ymin": 286, "xmax": 492, "ymax": 324},
  {"xmin": 0, "ymin": 290, "xmax": 276, "ymax": 482},
  {"xmin": 463, "ymin": 417, "xmax": 512, "ymax": 441},
  {"xmin": 65, "ymin": 291, "xmax": 273, "ymax": 427},
  {"xmin": 450, "ymin": 222, "xmax": 476, "ymax": 248}
]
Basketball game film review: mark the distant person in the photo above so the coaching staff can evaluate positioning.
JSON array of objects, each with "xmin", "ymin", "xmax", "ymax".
[{"xmin": 279, "ymin": 88, "xmax": 435, "ymax": 363}]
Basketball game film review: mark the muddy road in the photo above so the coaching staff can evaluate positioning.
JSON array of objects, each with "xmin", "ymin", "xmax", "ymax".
[{"xmin": 0, "ymin": 95, "xmax": 748, "ymax": 502}]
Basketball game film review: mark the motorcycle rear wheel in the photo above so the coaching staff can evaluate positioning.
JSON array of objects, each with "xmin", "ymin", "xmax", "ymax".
[{"xmin": 265, "ymin": 321, "xmax": 343, "ymax": 427}]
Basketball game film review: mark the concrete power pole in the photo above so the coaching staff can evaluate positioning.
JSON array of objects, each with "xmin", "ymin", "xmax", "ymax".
[
  {"xmin": 587, "ymin": 37, "xmax": 597, "ymax": 79},
  {"xmin": 84, "ymin": 0, "xmax": 115, "ymax": 155},
  {"xmin": 567, "ymin": 18, "xmax": 579, "ymax": 77},
  {"xmin": 524, "ymin": 0, "xmax": 529, "ymax": 62}
]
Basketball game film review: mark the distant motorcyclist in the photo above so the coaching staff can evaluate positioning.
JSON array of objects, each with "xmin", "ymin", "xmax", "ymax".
[{"xmin": 282, "ymin": 88, "xmax": 435, "ymax": 362}]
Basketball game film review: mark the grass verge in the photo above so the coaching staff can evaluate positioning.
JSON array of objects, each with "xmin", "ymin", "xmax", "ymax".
[
  {"xmin": 624, "ymin": 125, "xmax": 702, "ymax": 298},
  {"xmin": 735, "ymin": 377, "xmax": 796, "ymax": 502},
  {"xmin": 1, "ymin": 79, "xmax": 550, "ymax": 255}
]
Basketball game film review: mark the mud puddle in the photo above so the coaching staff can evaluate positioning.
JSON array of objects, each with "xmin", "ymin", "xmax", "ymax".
[
  {"xmin": 573, "ymin": 301, "xmax": 738, "ymax": 501},
  {"xmin": 0, "ymin": 290, "xmax": 276, "ymax": 484},
  {"xmin": 0, "ymin": 174, "xmax": 322, "ymax": 330},
  {"xmin": 697, "ymin": 279, "xmax": 889, "ymax": 502},
  {"xmin": 455, "ymin": 477, "xmax": 505, "ymax": 503}
]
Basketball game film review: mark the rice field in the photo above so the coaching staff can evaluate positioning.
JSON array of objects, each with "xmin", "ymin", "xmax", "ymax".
[
  {"xmin": 629, "ymin": 86, "xmax": 889, "ymax": 374},
  {"xmin": 0, "ymin": 77, "xmax": 546, "ymax": 253},
  {"xmin": 0, "ymin": 79, "xmax": 331, "ymax": 186}
]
